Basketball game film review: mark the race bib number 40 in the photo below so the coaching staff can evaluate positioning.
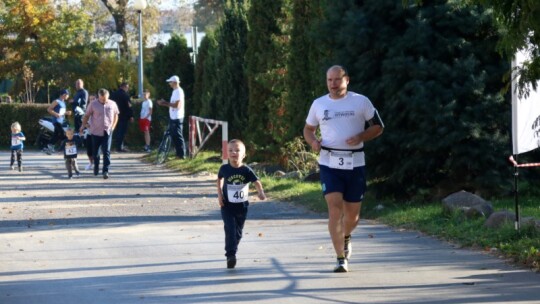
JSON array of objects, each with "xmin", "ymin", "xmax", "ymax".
[
  {"xmin": 227, "ymin": 184, "xmax": 249, "ymax": 203},
  {"xmin": 329, "ymin": 151, "xmax": 354, "ymax": 170}
]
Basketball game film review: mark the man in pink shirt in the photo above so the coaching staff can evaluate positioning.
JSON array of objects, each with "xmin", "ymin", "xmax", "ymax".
[{"xmin": 80, "ymin": 88, "xmax": 119, "ymax": 179}]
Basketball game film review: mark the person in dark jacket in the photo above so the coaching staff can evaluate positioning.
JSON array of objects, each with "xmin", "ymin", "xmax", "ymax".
[
  {"xmin": 70, "ymin": 79, "xmax": 88, "ymax": 133},
  {"xmin": 110, "ymin": 82, "xmax": 133, "ymax": 152}
]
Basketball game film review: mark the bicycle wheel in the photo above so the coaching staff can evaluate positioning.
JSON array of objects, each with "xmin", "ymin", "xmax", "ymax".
[{"xmin": 156, "ymin": 135, "xmax": 172, "ymax": 164}]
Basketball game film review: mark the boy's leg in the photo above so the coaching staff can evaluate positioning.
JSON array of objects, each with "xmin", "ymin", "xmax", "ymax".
[
  {"xmin": 10, "ymin": 150, "xmax": 15, "ymax": 167},
  {"xmin": 17, "ymin": 150, "xmax": 22, "ymax": 169},
  {"xmin": 220, "ymin": 206, "xmax": 238, "ymax": 258},
  {"xmin": 65, "ymin": 159, "xmax": 72, "ymax": 177},
  {"xmin": 73, "ymin": 159, "xmax": 80, "ymax": 175},
  {"xmin": 235, "ymin": 205, "xmax": 248, "ymax": 246}
]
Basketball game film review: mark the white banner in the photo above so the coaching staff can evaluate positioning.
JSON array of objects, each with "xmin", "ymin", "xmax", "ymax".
[{"xmin": 512, "ymin": 50, "xmax": 540, "ymax": 155}]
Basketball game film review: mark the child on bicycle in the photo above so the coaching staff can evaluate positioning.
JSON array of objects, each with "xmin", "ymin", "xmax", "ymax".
[
  {"xmin": 217, "ymin": 139, "xmax": 266, "ymax": 269},
  {"xmin": 60, "ymin": 128, "xmax": 80, "ymax": 179},
  {"xmin": 10, "ymin": 121, "xmax": 26, "ymax": 172},
  {"xmin": 139, "ymin": 90, "xmax": 153, "ymax": 152}
]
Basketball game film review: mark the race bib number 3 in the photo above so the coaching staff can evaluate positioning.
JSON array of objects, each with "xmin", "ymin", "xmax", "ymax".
[
  {"xmin": 329, "ymin": 151, "xmax": 354, "ymax": 170},
  {"xmin": 227, "ymin": 184, "xmax": 249, "ymax": 203}
]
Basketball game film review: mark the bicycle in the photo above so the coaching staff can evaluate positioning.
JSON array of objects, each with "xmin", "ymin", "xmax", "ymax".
[{"xmin": 156, "ymin": 128, "xmax": 172, "ymax": 164}]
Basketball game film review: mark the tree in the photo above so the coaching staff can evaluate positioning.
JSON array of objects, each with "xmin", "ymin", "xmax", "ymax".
[
  {"xmin": 285, "ymin": 0, "xmax": 327, "ymax": 143},
  {"xmin": 0, "ymin": 0, "xmax": 100, "ymax": 102},
  {"xmin": 192, "ymin": 32, "xmax": 218, "ymax": 117},
  {"xmin": 149, "ymin": 34, "xmax": 194, "ymax": 106},
  {"xmin": 466, "ymin": 0, "xmax": 540, "ymax": 95},
  {"xmin": 245, "ymin": 0, "xmax": 291, "ymax": 155},
  {"xmin": 319, "ymin": 0, "xmax": 510, "ymax": 199},
  {"xmin": 193, "ymin": 0, "xmax": 225, "ymax": 31}
]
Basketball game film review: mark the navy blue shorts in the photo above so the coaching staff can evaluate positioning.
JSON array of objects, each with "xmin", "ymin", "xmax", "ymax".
[{"xmin": 319, "ymin": 165, "xmax": 366, "ymax": 202}]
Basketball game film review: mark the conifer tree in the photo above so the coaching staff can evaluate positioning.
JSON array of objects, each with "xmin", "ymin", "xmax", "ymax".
[
  {"xmin": 320, "ymin": 0, "xmax": 510, "ymax": 199},
  {"xmin": 245, "ymin": 0, "xmax": 291, "ymax": 153}
]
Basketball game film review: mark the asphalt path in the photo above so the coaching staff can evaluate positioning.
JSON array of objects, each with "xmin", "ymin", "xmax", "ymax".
[{"xmin": 1, "ymin": 151, "xmax": 539, "ymax": 304}]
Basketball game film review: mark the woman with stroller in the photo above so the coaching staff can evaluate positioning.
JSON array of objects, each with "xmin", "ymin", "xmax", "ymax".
[{"xmin": 46, "ymin": 89, "xmax": 71, "ymax": 153}]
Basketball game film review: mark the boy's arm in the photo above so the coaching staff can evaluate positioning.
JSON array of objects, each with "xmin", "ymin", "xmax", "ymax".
[
  {"xmin": 253, "ymin": 180, "xmax": 266, "ymax": 201},
  {"xmin": 217, "ymin": 177, "xmax": 225, "ymax": 207}
]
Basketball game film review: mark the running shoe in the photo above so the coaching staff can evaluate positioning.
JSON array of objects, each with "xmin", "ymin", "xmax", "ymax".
[
  {"xmin": 334, "ymin": 257, "xmax": 348, "ymax": 273},
  {"xmin": 344, "ymin": 235, "xmax": 352, "ymax": 259},
  {"xmin": 227, "ymin": 256, "xmax": 237, "ymax": 269},
  {"xmin": 85, "ymin": 163, "xmax": 93, "ymax": 171}
]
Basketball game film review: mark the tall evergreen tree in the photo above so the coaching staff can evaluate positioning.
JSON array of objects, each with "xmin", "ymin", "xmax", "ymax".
[
  {"xmin": 209, "ymin": 1, "xmax": 249, "ymax": 138},
  {"xmin": 245, "ymin": 0, "xmax": 290, "ymax": 154},
  {"xmin": 150, "ymin": 34, "xmax": 194, "ymax": 115},
  {"xmin": 319, "ymin": 0, "xmax": 510, "ymax": 199},
  {"xmin": 285, "ymin": 0, "xmax": 327, "ymax": 143}
]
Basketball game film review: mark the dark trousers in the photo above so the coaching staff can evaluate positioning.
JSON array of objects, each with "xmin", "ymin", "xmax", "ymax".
[
  {"xmin": 50, "ymin": 122, "xmax": 65, "ymax": 146},
  {"xmin": 65, "ymin": 158, "xmax": 79, "ymax": 177},
  {"xmin": 10, "ymin": 149, "xmax": 22, "ymax": 167},
  {"xmin": 221, "ymin": 203, "xmax": 248, "ymax": 257},
  {"xmin": 169, "ymin": 119, "xmax": 186, "ymax": 158},
  {"xmin": 92, "ymin": 132, "xmax": 112, "ymax": 175},
  {"xmin": 74, "ymin": 114, "xmax": 84, "ymax": 134},
  {"xmin": 114, "ymin": 118, "xmax": 129, "ymax": 150}
]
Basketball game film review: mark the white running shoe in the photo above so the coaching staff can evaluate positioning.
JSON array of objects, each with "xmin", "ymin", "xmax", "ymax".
[
  {"xmin": 334, "ymin": 258, "xmax": 348, "ymax": 273},
  {"xmin": 85, "ymin": 163, "xmax": 93, "ymax": 171}
]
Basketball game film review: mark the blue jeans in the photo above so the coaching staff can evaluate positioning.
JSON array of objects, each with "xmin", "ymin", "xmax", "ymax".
[
  {"xmin": 221, "ymin": 203, "xmax": 249, "ymax": 257},
  {"xmin": 92, "ymin": 132, "xmax": 112, "ymax": 175},
  {"xmin": 114, "ymin": 118, "xmax": 129, "ymax": 150},
  {"xmin": 169, "ymin": 119, "xmax": 186, "ymax": 158}
]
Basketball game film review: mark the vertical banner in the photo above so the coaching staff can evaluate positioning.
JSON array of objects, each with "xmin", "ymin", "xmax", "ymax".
[{"xmin": 512, "ymin": 50, "xmax": 540, "ymax": 155}]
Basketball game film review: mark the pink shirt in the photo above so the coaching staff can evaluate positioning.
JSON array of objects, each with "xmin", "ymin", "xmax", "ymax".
[{"xmin": 84, "ymin": 99, "xmax": 119, "ymax": 136}]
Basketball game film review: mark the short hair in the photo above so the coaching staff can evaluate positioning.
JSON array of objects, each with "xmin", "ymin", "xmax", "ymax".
[
  {"xmin": 98, "ymin": 88, "xmax": 109, "ymax": 97},
  {"xmin": 11, "ymin": 121, "xmax": 21, "ymax": 132},
  {"xmin": 119, "ymin": 82, "xmax": 129, "ymax": 88},
  {"xmin": 327, "ymin": 65, "xmax": 349, "ymax": 77},
  {"xmin": 65, "ymin": 127, "xmax": 74, "ymax": 134}
]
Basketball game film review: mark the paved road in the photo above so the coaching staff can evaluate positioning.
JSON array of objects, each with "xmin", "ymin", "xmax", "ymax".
[{"xmin": 1, "ymin": 151, "xmax": 539, "ymax": 304}]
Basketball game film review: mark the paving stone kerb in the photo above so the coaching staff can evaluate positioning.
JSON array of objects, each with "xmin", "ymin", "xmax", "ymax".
[{"xmin": 1, "ymin": 151, "xmax": 540, "ymax": 304}]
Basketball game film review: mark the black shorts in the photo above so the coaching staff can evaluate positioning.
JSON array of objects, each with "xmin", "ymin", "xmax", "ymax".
[{"xmin": 319, "ymin": 165, "xmax": 366, "ymax": 202}]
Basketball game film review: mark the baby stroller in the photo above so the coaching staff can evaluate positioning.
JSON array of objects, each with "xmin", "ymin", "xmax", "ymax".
[{"xmin": 35, "ymin": 116, "xmax": 69, "ymax": 154}]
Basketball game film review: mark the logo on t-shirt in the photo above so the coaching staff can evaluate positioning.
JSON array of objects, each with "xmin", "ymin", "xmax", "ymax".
[
  {"xmin": 322, "ymin": 109, "xmax": 355, "ymax": 121},
  {"xmin": 322, "ymin": 110, "xmax": 332, "ymax": 121}
]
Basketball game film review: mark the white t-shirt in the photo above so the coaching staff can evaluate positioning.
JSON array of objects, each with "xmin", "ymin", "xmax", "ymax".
[
  {"xmin": 169, "ymin": 87, "xmax": 185, "ymax": 120},
  {"xmin": 305, "ymin": 91, "xmax": 376, "ymax": 167},
  {"xmin": 140, "ymin": 99, "xmax": 153, "ymax": 121}
]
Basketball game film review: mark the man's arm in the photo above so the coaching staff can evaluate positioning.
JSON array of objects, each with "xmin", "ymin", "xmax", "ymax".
[
  {"xmin": 47, "ymin": 101, "xmax": 59, "ymax": 118},
  {"xmin": 112, "ymin": 113, "xmax": 119, "ymax": 130},
  {"xmin": 303, "ymin": 124, "xmax": 321, "ymax": 153}
]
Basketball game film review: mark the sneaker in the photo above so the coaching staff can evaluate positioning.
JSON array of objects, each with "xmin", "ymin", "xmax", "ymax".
[
  {"xmin": 227, "ymin": 256, "xmax": 237, "ymax": 269},
  {"xmin": 47, "ymin": 144, "xmax": 55, "ymax": 153},
  {"xmin": 334, "ymin": 257, "xmax": 348, "ymax": 273},
  {"xmin": 103, "ymin": 172, "xmax": 109, "ymax": 179},
  {"xmin": 18, "ymin": 166, "xmax": 22, "ymax": 172},
  {"xmin": 85, "ymin": 163, "xmax": 93, "ymax": 171},
  {"xmin": 344, "ymin": 235, "xmax": 352, "ymax": 259},
  {"xmin": 10, "ymin": 165, "xmax": 14, "ymax": 170},
  {"xmin": 68, "ymin": 175, "xmax": 73, "ymax": 179},
  {"xmin": 144, "ymin": 146, "xmax": 152, "ymax": 152},
  {"xmin": 75, "ymin": 172, "xmax": 80, "ymax": 177}
]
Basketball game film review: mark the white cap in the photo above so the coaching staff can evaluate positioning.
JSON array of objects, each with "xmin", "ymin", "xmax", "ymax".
[{"xmin": 166, "ymin": 75, "xmax": 180, "ymax": 83}]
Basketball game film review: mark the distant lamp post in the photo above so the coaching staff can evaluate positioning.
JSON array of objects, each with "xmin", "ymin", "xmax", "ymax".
[
  {"xmin": 133, "ymin": 0, "xmax": 147, "ymax": 99},
  {"xmin": 111, "ymin": 33, "xmax": 123, "ymax": 61}
]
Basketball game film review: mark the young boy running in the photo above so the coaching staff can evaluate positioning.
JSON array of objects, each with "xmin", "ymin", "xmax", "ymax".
[{"xmin": 217, "ymin": 139, "xmax": 266, "ymax": 269}]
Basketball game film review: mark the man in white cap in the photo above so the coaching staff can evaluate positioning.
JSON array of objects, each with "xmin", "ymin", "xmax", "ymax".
[{"xmin": 158, "ymin": 75, "xmax": 186, "ymax": 159}]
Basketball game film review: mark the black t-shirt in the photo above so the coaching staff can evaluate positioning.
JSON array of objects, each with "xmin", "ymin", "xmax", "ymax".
[
  {"xmin": 218, "ymin": 164, "xmax": 259, "ymax": 204},
  {"xmin": 61, "ymin": 138, "xmax": 80, "ymax": 159}
]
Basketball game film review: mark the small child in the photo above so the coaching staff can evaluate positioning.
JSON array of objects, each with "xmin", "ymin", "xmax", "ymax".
[
  {"xmin": 10, "ymin": 122, "xmax": 25, "ymax": 172},
  {"xmin": 217, "ymin": 139, "xmax": 266, "ymax": 269},
  {"xmin": 139, "ymin": 90, "xmax": 153, "ymax": 152},
  {"xmin": 61, "ymin": 128, "xmax": 80, "ymax": 179}
]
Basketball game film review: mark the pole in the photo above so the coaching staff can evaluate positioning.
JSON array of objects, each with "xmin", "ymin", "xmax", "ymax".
[
  {"xmin": 514, "ymin": 154, "xmax": 520, "ymax": 232},
  {"xmin": 138, "ymin": 10, "xmax": 144, "ymax": 99}
]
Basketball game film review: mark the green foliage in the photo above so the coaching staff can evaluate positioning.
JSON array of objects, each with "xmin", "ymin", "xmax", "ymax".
[
  {"xmin": 0, "ymin": 0, "xmax": 100, "ymax": 100},
  {"xmin": 193, "ymin": 32, "xmax": 219, "ymax": 118},
  {"xmin": 149, "ymin": 34, "xmax": 195, "ymax": 107},
  {"xmin": 245, "ymin": 0, "xmax": 291, "ymax": 155},
  {"xmin": 468, "ymin": 0, "xmax": 540, "ymax": 95},
  {"xmin": 318, "ymin": 0, "xmax": 510, "ymax": 199},
  {"xmin": 280, "ymin": 136, "xmax": 318, "ymax": 174},
  {"xmin": 193, "ymin": 0, "xmax": 225, "ymax": 31},
  {"xmin": 198, "ymin": 1, "xmax": 249, "ymax": 139},
  {"xmin": 0, "ymin": 104, "xmax": 47, "ymax": 147},
  {"xmin": 285, "ymin": 0, "xmax": 327, "ymax": 142}
]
